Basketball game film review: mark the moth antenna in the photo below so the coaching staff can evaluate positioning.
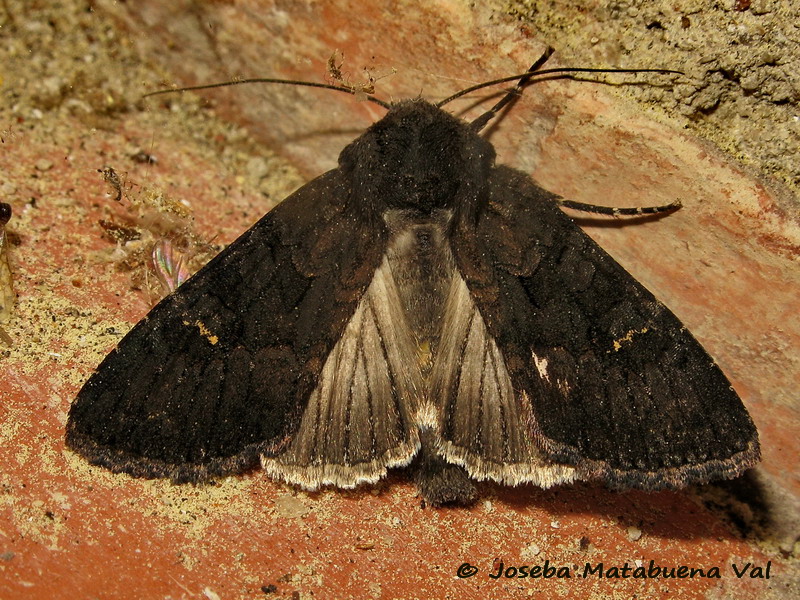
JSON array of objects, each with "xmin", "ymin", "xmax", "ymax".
[
  {"xmin": 467, "ymin": 46, "xmax": 556, "ymax": 133},
  {"xmin": 142, "ymin": 78, "xmax": 392, "ymax": 110},
  {"xmin": 557, "ymin": 199, "xmax": 682, "ymax": 216},
  {"xmin": 435, "ymin": 54, "xmax": 682, "ymax": 132}
]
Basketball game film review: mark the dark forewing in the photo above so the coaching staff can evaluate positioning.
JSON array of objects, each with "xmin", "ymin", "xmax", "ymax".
[
  {"xmin": 450, "ymin": 166, "xmax": 760, "ymax": 489},
  {"xmin": 66, "ymin": 170, "xmax": 389, "ymax": 482}
]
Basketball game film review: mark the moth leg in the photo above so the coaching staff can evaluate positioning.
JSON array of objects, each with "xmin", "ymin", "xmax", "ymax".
[
  {"xmin": 412, "ymin": 429, "xmax": 477, "ymax": 507},
  {"xmin": 557, "ymin": 198, "xmax": 681, "ymax": 216}
]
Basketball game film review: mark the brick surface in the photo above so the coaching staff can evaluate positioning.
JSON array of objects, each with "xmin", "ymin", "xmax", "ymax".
[{"xmin": 0, "ymin": 2, "xmax": 797, "ymax": 599}]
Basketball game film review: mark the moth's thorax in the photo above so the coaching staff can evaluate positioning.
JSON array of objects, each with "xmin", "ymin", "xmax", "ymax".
[
  {"xmin": 339, "ymin": 100, "xmax": 495, "ymax": 215},
  {"xmin": 384, "ymin": 208, "xmax": 454, "ymax": 359}
]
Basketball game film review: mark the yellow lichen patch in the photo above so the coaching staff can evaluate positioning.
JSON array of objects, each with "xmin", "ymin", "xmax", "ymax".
[
  {"xmin": 612, "ymin": 327, "xmax": 649, "ymax": 352},
  {"xmin": 182, "ymin": 319, "xmax": 219, "ymax": 345}
]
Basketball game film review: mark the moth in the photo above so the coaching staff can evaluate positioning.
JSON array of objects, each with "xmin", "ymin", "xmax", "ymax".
[{"xmin": 66, "ymin": 52, "xmax": 760, "ymax": 506}]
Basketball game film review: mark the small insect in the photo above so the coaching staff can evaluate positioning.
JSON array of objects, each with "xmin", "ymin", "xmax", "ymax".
[
  {"xmin": 326, "ymin": 50, "xmax": 381, "ymax": 96},
  {"xmin": 66, "ymin": 50, "xmax": 759, "ymax": 506},
  {"xmin": 99, "ymin": 166, "xmax": 125, "ymax": 202},
  {"xmin": 98, "ymin": 219, "xmax": 142, "ymax": 244},
  {"xmin": 130, "ymin": 150, "xmax": 157, "ymax": 165},
  {"xmin": 0, "ymin": 202, "xmax": 15, "ymax": 345},
  {"xmin": 326, "ymin": 50, "xmax": 346, "ymax": 85}
]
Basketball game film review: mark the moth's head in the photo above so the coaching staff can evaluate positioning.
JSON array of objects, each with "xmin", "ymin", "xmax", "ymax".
[{"xmin": 338, "ymin": 99, "xmax": 495, "ymax": 214}]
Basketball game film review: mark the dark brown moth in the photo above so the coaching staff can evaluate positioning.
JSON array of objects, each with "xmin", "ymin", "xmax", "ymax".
[{"xmin": 66, "ymin": 52, "xmax": 759, "ymax": 506}]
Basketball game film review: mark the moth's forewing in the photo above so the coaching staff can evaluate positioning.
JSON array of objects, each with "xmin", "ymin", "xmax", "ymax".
[
  {"xmin": 66, "ymin": 171, "xmax": 393, "ymax": 482},
  {"xmin": 447, "ymin": 166, "xmax": 759, "ymax": 489}
]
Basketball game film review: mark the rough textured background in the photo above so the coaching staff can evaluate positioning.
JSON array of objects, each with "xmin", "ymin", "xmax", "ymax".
[
  {"xmin": 0, "ymin": 1, "xmax": 797, "ymax": 599},
  {"xmin": 507, "ymin": 0, "xmax": 800, "ymax": 193}
]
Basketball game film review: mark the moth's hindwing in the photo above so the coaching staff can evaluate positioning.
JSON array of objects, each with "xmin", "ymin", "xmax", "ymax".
[
  {"xmin": 448, "ymin": 166, "xmax": 759, "ymax": 490},
  {"xmin": 65, "ymin": 170, "xmax": 414, "ymax": 483},
  {"xmin": 261, "ymin": 253, "xmax": 423, "ymax": 489},
  {"xmin": 429, "ymin": 271, "xmax": 578, "ymax": 488}
]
